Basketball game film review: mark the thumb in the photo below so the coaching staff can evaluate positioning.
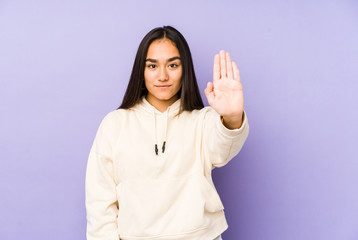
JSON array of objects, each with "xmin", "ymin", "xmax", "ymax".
[{"xmin": 204, "ymin": 82, "xmax": 215, "ymax": 106}]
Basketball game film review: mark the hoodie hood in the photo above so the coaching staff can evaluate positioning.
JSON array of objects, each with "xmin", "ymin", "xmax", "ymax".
[
  {"xmin": 132, "ymin": 96, "xmax": 182, "ymax": 155},
  {"xmin": 133, "ymin": 96, "xmax": 181, "ymax": 117}
]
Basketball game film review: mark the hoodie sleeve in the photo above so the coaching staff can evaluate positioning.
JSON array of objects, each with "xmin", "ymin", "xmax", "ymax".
[
  {"xmin": 202, "ymin": 108, "xmax": 249, "ymax": 169},
  {"xmin": 86, "ymin": 113, "xmax": 120, "ymax": 240}
]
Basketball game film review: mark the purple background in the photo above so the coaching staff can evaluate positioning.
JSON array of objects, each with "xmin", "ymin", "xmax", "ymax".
[{"xmin": 1, "ymin": 0, "xmax": 357, "ymax": 239}]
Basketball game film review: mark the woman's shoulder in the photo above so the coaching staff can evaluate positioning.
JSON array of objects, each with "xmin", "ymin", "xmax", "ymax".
[
  {"xmin": 188, "ymin": 106, "xmax": 218, "ymax": 118},
  {"xmin": 103, "ymin": 108, "xmax": 134, "ymax": 120},
  {"xmin": 98, "ymin": 108, "xmax": 132, "ymax": 129},
  {"xmin": 188, "ymin": 106, "xmax": 214, "ymax": 114},
  {"xmin": 179, "ymin": 106, "xmax": 219, "ymax": 123}
]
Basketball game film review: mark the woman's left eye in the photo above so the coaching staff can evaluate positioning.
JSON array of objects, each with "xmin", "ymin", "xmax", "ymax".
[{"xmin": 169, "ymin": 64, "xmax": 178, "ymax": 68}]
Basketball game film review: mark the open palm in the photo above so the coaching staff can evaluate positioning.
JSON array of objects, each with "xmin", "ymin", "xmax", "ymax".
[{"xmin": 205, "ymin": 50, "xmax": 244, "ymax": 127}]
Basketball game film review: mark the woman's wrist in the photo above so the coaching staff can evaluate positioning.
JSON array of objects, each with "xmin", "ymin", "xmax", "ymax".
[{"xmin": 221, "ymin": 112, "xmax": 244, "ymax": 130}]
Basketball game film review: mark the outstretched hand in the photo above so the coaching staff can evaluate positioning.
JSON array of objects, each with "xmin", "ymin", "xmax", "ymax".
[{"xmin": 204, "ymin": 50, "xmax": 244, "ymax": 129}]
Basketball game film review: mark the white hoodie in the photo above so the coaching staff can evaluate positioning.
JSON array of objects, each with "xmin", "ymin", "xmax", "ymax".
[{"xmin": 86, "ymin": 97, "xmax": 249, "ymax": 240}]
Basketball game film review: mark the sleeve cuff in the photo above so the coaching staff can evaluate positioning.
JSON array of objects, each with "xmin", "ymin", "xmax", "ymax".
[{"xmin": 216, "ymin": 110, "xmax": 248, "ymax": 138}]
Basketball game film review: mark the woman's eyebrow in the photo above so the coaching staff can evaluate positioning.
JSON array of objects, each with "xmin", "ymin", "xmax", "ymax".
[
  {"xmin": 145, "ymin": 56, "xmax": 181, "ymax": 63},
  {"xmin": 168, "ymin": 56, "xmax": 181, "ymax": 62}
]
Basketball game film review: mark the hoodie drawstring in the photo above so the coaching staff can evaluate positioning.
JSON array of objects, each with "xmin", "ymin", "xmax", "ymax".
[
  {"xmin": 154, "ymin": 107, "xmax": 169, "ymax": 155},
  {"xmin": 153, "ymin": 111, "xmax": 159, "ymax": 155},
  {"xmin": 161, "ymin": 110, "xmax": 169, "ymax": 153}
]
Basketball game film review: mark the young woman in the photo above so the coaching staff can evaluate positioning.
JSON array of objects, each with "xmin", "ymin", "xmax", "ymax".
[{"xmin": 86, "ymin": 26, "xmax": 249, "ymax": 240}]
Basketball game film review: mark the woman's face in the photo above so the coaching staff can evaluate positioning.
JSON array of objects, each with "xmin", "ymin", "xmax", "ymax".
[{"xmin": 144, "ymin": 39, "xmax": 182, "ymax": 112}]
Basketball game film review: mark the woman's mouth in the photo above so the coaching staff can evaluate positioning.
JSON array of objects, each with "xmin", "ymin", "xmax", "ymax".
[{"xmin": 156, "ymin": 85, "xmax": 171, "ymax": 89}]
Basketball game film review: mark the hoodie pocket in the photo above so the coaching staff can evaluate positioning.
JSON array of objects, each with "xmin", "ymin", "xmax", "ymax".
[
  {"xmin": 115, "ymin": 174, "xmax": 224, "ymax": 238},
  {"xmin": 198, "ymin": 175, "xmax": 224, "ymax": 213}
]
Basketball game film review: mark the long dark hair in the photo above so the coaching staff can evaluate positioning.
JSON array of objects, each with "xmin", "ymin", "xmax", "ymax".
[{"xmin": 118, "ymin": 26, "xmax": 204, "ymax": 113}]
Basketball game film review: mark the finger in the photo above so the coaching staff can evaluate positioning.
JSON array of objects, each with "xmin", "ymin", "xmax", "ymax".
[
  {"xmin": 232, "ymin": 61, "xmax": 241, "ymax": 82},
  {"xmin": 220, "ymin": 50, "xmax": 226, "ymax": 78},
  {"xmin": 226, "ymin": 52, "xmax": 233, "ymax": 80},
  {"xmin": 204, "ymin": 82, "xmax": 215, "ymax": 105},
  {"xmin": 213, "ymin": 54, "xmax": 220, "ymax": 82}
]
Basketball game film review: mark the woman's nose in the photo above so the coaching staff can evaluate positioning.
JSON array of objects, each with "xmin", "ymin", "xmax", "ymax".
[{"xmin": 158, "ymin": 67, "xmax": 169, "ymax": 81}]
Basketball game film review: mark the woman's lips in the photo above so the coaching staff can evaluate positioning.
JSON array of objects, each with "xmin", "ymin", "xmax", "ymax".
[{"xmin": 156, "ymin": 85, "xmax": 171, "ymax": 89}]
